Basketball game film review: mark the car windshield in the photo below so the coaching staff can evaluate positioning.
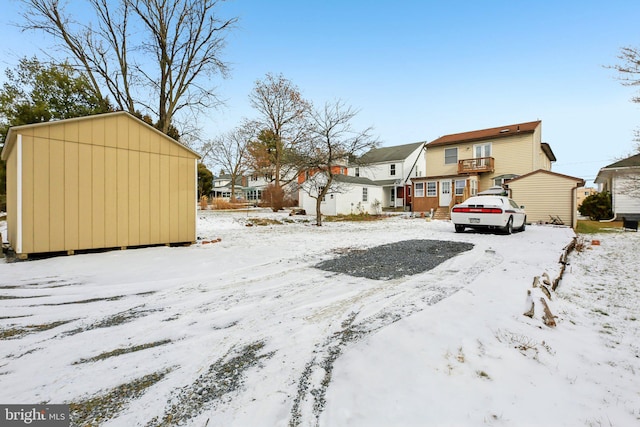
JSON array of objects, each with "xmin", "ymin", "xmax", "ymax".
[{"xmin": 463, "ymin": 196, "xmax": 504, "ymax": 206}]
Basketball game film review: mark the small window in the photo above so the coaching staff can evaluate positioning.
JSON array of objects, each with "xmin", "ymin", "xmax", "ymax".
[
  {"xmin": 470, "ymin": 180, "xmax": 478, "ymax": 196},
  {"xmin": 427, "ymin": 182, "xmax": 437, "ymax": 197},
  {"xmin": 355, "ymin": 167, "xmax": 360, "ymax": 177},
  {"xmin": 362, "ymin": 187, "xmax": 368, "ymax": 202},
  {"xmin": 390, "ymin": 164, "xmax": 396, "ymax": 176},
  {"xmin": 455, "ymin": 179, "xmax": 465, "ymax": 196},
  {"xmin": 445, "ymin": 148, "xmax": 458, "ymax": 165},
  {"xmin": 415, "ymin": 182, "xmax": 424, "ymax": 197}
]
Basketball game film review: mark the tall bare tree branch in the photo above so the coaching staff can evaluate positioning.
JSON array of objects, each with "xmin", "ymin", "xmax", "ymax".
[
  {"xmin": 20, "ymin": 0, "xmax": 237, "ymax": 136},
  {"xmin": 300, "ymin": 100, "xmax": 379, "ymax": 225}
]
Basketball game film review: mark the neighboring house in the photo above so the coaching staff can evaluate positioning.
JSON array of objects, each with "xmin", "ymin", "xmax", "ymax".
[
  {"xmin": 576, "ymin": 187, "xmax": 598, "ymax": 208},
  {"xmin": 594, "ymin": 153, "xmax": 640, "ymax": 219},
  {"xmin": 412, "ymin": 120, "xmax": 557, "ymax": 217},
  {"xmin": 211, "ymin": 171, "xmax": 297, "ymax": 204},
  {"xmin": 355, "ymin": 141, "xmax": 427, "ymax": 209},
  {"xmin": 505, "ymin": 170, "xmax": 585, "ymax": 228},
  {"xmin": 298, "ymin": 173, "xmax": 383, "ymax": 216},
  {"xmin": 211, "ymin": 174, "xmax": 250, "ymax": 201},
  {"xmin": 1, "ymin": 111, "xmax": 200, "ymax": 259}
]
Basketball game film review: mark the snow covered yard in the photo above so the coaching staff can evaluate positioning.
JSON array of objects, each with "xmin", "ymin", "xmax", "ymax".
[{"xmin": 0, "ymin": 211, "xmax": 638, "ymax": 426}]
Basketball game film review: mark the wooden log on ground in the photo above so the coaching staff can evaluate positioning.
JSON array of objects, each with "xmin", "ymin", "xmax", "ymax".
[
  {"xmin": 523, "ymin": 290, "xmax": 535, "ymax": 318},
  {"xmin": 540, "ymin": 298, "xmax": 557, "ymax": 327}
]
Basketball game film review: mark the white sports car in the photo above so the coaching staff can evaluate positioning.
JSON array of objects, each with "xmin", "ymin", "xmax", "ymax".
[{"xmin": 451, "ymin": 195, "xmax": 526, "ymax": 234}]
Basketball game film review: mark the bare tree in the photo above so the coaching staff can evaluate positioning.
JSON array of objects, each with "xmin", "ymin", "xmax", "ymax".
[
  {"xmin": 248, "ymin": 73, "xmax": 311, "ymax": 188},
  {"xmin": 202, "ymin": 124, "xmax": 253, "ymax": 201},
  {"xmin": 299, "ymin": 100, "xmax": 379, "ymax": 226},
  {"xmin": 611, "ymin": 46, "xmax": 640, "ymax": 152},
  {"xmin": 21, "ymin": 0, "xmax": 237, "ymax": 135}
]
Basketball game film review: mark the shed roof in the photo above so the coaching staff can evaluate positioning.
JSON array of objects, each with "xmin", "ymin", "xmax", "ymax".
[
  {"xmin": 359, "ymin": 141, "xmax": 425, "ymax": 164},
  {"xmin": 505, "ymin": 169, "xmax": 585, "ymax": 186},
  {"xmin": 1, "ymin": 111, "xmax": 201, "ymax": 161},
  {"xmin": 426, "ymin": 120, "xmax": 541, "ymax": 147}
]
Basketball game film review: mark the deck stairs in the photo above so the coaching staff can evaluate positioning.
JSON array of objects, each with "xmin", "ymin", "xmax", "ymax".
[{"xmin": 433, "ymin": 207, "xmax": 451, "ymax": 221}]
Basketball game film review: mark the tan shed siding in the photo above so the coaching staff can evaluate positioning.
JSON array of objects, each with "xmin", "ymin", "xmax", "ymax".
[
  {"xmin": 509, "ymin": 174, "xmax": 577, "ymax": 224},
  {"xmin": 92, "ymin": 145, "xmax": 106, "ymax": 248},
  {"xmin": 159, "ymin": 154, "xmax": 171, "ymax": 243},
  {"xmin": 33, "ymin": 132, "xmax": 50, "ymax": 253},
  {"xmin": 49, "ymin": 138, "xmax": 65, "ymax": 251},
  {"xmin": 78, "ymin": 143, "xmax": 93, "ymax": 249},
  {"xmin": 4, "ymin": 112, "xmax": 199, "ymax": 255},
  {"xmin": 117, "ymin": 146, "xmax": 129, "ymax": 246},
  {"xmin": 104, "ymin": 147, "xmax": 118, "ymax": 248},
  {"xmin": 149, "ymin": 152, "xmax": 161, "ymax": 243},
  {"xmin": 64, "ymin": 133, "xmax": 80, "ymax": 250},
  {"xmin": 169, "ymin": 156, "xmax": 180, "ymax": 242},
  {"xmin": 128, "ymin": 149, "xmax": 140, "ymax": 246},
  {"xmin": 139, "ymin": 151, "xmax": 151, "ymax": 244}
]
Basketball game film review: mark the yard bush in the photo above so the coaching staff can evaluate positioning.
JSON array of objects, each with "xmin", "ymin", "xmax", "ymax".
[
  {"xmin": 260, "ymin": 184, "xmax": 285, "ymax": 212},
  {"xmin": 578, "ymin": 191, "xmax": 613, "ymax": 221}
]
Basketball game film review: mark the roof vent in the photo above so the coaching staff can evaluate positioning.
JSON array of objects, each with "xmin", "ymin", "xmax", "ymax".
[{"xmin": 499, "ymin": 128, "xmax": 510, "ymax": 133}]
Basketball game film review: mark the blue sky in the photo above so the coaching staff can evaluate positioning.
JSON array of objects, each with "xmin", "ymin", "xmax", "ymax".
[{"xmin": 2, "ymin": 0, "xmax": 640, "ymax": 185}]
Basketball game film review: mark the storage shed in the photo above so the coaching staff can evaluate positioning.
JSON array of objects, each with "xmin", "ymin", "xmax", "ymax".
[
  {"xmin": 505, "ymin": 169, "xmax": 585, "ymax": 229},
  {"xmin": 1, "ymin": 111, "xmax": 200, "ymax": 258}
]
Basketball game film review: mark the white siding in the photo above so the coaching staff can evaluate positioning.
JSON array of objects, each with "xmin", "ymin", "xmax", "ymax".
[
  {"xmin": 613, "ymin": 173, "xmax": 640, "ymax": 214},
  {"xmin": 299, "ymin": 184, "xmax": 383, "ymax": 216}
]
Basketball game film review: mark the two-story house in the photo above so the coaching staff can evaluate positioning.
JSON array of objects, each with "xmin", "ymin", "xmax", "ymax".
[
  {"xmin": 355, "ymin": 141, "xmax": 427, "ymax": 209},
  {"xmin": 296, "ymin": 142, "xmax": 426, "ymax": 216},
  {"xmin": 412, "ymin": 120, "xmax": 557, "ymax": 217}
]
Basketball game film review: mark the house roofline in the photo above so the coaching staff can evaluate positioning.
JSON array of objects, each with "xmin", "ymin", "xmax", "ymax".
[
  {"xmin": 1, "ymin": 110, "xmax": 201, "ymax": 161},
  {"xmin": 505, "ymin": 168, "xmax": 585, "ymax": 186},
  {"xmin": 426, "ymin": 120, "xmax": 541, "ymax": 148}
]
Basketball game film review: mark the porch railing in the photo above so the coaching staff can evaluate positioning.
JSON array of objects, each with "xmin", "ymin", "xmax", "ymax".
[{"xmin": 458, "ymin": 157, "xmax": 494, "ymax": 174}]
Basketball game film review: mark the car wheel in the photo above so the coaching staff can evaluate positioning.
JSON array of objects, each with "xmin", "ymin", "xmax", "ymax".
[
  {"xmin": 503, "ymin": 217, "xmax": 513, "ymax": 235},
  {"xmin": 518, "ymin": 217, "xmax": 526, "ymax": 232},
  {"xmin": 454, "ymin": 224, "xmax": 465, "ymax": 233}
]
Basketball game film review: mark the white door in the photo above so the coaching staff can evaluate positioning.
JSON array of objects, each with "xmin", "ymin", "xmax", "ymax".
[
  {"xmin": 439, "ymin": 180, "xmax": 451, "ymax": 207},
  {"xmin": 474, "ymin": 143, "xmax": 491, "ymax": 167}
]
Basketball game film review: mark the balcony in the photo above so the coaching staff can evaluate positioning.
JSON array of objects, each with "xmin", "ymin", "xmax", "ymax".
[{"xmin": 458, "ymin": 157, "xmax": 494, "ymax": 174}]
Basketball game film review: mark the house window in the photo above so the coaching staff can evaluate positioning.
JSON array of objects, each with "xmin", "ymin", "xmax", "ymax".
[
  {"xmin": 427, "ymin": 181, "xmax": 437, "ymax": 197},
  {"xmin": 390, "ymin": 164, "xmax": 396, "ymax": 176},
  {"xmin": 362, "ymin": 187, "xmax": 368, "ymax": 202},
  {"xmin": 455, "ymin": 179, "xmax": 466, "ymax": 196},
  {"xmin": 355, "ymin": 167, "xmax": 360, "ymax": 177},
  {"xmin": 415, "ymin": 182, "xmax": 425, "ymax": 197},
  {"xmin": 445, "ymin": 148, "xmax": 458, "ymax": 165},
  {"xmin": 470, "ymin": 179, "xmax": 478, "ymax": 196},
  {"xmin": 474, "ymin": 143, "xmax": 492, "ymax": 166}
]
